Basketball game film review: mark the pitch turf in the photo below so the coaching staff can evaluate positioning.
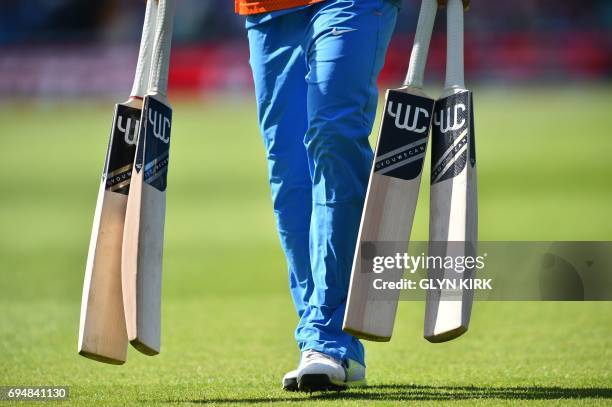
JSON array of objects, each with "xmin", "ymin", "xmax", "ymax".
[{"xmin": 0, "ymin": 86, "xmax": 611, "ymax": 405}]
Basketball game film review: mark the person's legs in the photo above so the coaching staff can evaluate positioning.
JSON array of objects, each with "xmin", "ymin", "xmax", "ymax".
[
  {"xmin": 295, "ymin": 0, "xmax": 399, "ymax": 365},
  {"xmin": 247, "ymin": 13, "xmax": 313, "ymax": 317}
]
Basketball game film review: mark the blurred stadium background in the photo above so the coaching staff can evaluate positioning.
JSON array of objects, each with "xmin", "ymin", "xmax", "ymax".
[
  {"xmin": 0, "ymin": 1, "xmax": 611, "ymax": 405},
  {"xmin": 1, "ymin": 0, "xmax": 611, "ymax": 98}
]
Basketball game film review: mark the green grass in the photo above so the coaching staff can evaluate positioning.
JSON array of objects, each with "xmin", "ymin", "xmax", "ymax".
[{"xmin": 0, "ymin": 86, "xmax": 611, "ymax": 405}]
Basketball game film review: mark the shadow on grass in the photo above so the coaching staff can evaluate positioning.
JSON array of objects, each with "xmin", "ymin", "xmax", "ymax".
[{"xmin": 169, "ymin": 384, "xmax": 612, "ymax": 404}]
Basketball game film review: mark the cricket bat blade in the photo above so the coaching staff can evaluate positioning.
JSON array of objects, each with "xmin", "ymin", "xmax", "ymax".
[
  {"xmin": 78, "ymin": 103, "xmax": 141, "ymax": 364},
  {"xmin": 122, "ymin": 95, "xmax": 172, "ymax": 355},
  {"xmin": 425, "ymin": 89, "xmax": 477, "ymax": 342},
  {"xmin": 344, "ymin": 88, "xmax": 434, "ymax": 341}
]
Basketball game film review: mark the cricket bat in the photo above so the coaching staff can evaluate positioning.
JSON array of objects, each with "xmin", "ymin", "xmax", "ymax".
[
  {"xmin": 343, "ymin": 0, "xmax": 438, "ymax": 341},
  {"xmin": 122, "ymin": 0, "xmax": 175, "ymax": 356},
  {"xmin": 425, "ymin": 0, "xmax": 477, "ymax": 342},
  {"xmin": 78, "ymin": 0, "xmax": 158, "ymax": 364}
]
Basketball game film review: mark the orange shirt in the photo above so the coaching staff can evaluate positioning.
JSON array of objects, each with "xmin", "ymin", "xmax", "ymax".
[{"xmin": 235, "ymin": 0, "xmax": 327, "ymax": 15}]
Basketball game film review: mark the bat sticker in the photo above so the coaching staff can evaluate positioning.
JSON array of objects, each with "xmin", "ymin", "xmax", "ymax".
[
  {"xmin": 431, "ymin": 90, "xmax": 474, "ymax": 184},
  {"xmin": 104, "ymin": 105, "xmax": 140, "ymax": 194},
  {"xmin": 374, "ymin": 90, "xmax": 434, "ymax": 181},
  {"xmin": 134, "ymin": 97, "xmax": 172, "ymax": 192}
]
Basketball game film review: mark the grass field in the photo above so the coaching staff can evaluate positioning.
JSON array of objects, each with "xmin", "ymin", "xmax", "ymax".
[{"xmin": 0, "ymin": 86, "xmax": 611, "ymax": 405}]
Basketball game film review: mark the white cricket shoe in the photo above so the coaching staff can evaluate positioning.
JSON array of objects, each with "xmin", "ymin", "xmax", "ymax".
[
  {"xmin": 282, "ymin": 369, "xmax": 298, "ymax": 391},
  {"xmin": 297, "ymin": 349, "xmax": 366, "ymax": 391}
]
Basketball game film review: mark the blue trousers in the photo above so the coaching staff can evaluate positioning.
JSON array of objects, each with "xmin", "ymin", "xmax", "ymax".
[{"xmin": 247, "ymin": 0, "xmax": 398, "ymax": 365}]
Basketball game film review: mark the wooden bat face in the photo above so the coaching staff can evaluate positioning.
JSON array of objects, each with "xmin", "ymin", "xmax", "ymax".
[
  {"xmin": 121, "ymin": 95, "xmax": 172, "ymax": 356},
  {"xmin": 426, "ymin": 90, "xmax": 477, "ymax": 343},
  {"xmin": 343, "ymin": 88, "xmax": 434, "ymax": 342},
  {"xmin": 78, "ymin": 102, "xmax": 143, "ymax": 365}
]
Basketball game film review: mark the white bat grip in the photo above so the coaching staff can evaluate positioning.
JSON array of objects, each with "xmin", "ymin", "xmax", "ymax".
[
  {"xmin": 403, "ymin": 0, "xmax": 437, "ymax": 88},
  {"xmin": 445, "ymin": 0, "xmax": 465, "ymax": 90},
  {"xmin": 148, "ymin": 0, "xmax": 175, "ymax": 96},
  {"xmin": 130, "ymin": 0, "xmax": 158, "ymax": 98}
]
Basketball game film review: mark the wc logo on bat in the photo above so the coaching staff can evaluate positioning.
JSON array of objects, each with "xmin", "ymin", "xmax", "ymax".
[
  {"xmin": 148, "ymin": 109, "xmax": 171, "ymax": 144},
  {"xmin": 434, "ymin": 103, "xmax": 466, "ymax": 134},
  {"xmin": 387, "ymin": 101, "xmax": 430, "ymax": 134},
  {"xmin": 117, "ymin": 115, "xmax": 140, "ymax": 145}
]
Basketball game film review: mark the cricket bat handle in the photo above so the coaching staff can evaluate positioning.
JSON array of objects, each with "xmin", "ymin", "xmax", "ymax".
[
  {"xmin": 130, "ymin": 0, "xmax": 158, "ymax": 99},
  {"xmin": 403, "ymin": 0, "xmax": 437, "ymax": 88},
  {"xmin": 148, "ymin": 0, "xmax": 175, "ymax": 97},
  {"xmin": 444, "ymin": 0, "xmax": 465, "ymax": 92}
]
